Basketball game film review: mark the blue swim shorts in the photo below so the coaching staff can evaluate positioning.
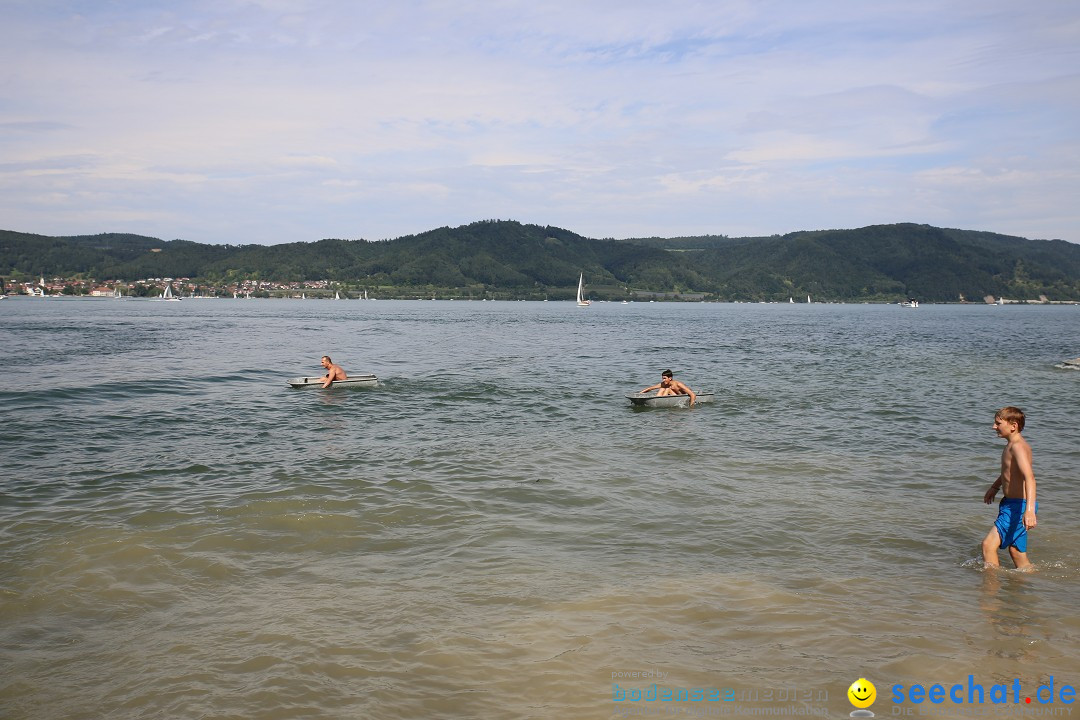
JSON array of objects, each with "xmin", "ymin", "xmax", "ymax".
[{"xmin": 995, "ymin": 498, "xmax": 1037, "ymax": 552}]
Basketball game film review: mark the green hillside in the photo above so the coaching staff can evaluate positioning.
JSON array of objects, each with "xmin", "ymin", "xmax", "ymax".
[{"xmin": 2, "ymin": 221, "xmax": 1079, "ymax": 301}]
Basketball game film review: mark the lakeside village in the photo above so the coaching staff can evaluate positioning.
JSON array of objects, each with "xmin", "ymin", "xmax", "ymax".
[
  {"xmin": 3, "ymin": 276, "xmax": 1079, "ymax": 304},
  {"xmin": 7, "ymin": 276, "xmax": 385, "ymax": 300}
]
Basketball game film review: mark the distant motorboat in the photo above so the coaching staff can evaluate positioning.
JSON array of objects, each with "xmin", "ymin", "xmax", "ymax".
[
  {"xmin": 576, "ymin": 273, "xmax": 591, "ymax": 306},
  {"xmin": 901, "ymin": 298, "xmax": 919, "ymax": 308}
]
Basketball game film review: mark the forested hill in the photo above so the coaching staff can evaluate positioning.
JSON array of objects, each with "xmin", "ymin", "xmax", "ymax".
[{"xmin": 2, "ymin": 221, "xmax": 1079, "ymax": 302}]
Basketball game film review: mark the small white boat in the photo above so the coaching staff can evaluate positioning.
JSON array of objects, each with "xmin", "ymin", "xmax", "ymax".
[
  {"xmin": 155, "ymin": 284, "xmax": 180, "ymax": 301},
  {"xmin": 626, "ymin": 392, "xmax": 715, "ymax": 408},
  {"xmin": 287, "ymin": 374, "xmax": 378, "ymax": 388},
  {"xmin": 901, "ymin": 298, "xmax": 919, "ymax": 308},
  {"xmin": 576, "ymin": 273, "xmax": 591, "ymax": 306},
  {"xmin": 27, "ymin": 281, "xmax": 46, "ymax": 297},
  {"xmin": 1059, "ymin": 357, "xmax": 1080, "ymax": 369}
]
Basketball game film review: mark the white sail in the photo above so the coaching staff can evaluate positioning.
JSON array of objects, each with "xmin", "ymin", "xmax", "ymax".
[{"xmin": 576, "ymin": 273, "xmax": 591, "ymax": 306}]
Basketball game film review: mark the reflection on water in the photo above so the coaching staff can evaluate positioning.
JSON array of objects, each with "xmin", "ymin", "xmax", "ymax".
[{"xmin": 979, "ymin": 569, "xmax": 1039, "ymax": 663}]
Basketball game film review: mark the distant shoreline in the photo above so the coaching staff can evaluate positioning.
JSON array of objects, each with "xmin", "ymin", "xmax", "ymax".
[{"xmin": 4, "ymin": 293, "xmax": 1078, "ymax": 305}]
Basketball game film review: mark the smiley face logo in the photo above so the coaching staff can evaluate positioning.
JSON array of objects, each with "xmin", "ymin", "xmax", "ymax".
[{"xmin": 847, "ymin": 678, "xmax": 876, "ymax": 709}]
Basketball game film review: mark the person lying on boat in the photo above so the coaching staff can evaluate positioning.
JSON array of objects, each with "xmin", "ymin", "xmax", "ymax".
[
  {"xmin": 319, "ymin": 355, "xmax": 348, "ymax": 388},
  {"xmin": 639, "ymin": 369, "xmax": 697, "ymax": 406}
]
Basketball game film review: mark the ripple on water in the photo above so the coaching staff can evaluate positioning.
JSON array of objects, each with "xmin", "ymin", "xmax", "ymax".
[{"xmin": 2, "ymin": 301, "xmax": 1079, "ymax": 718}]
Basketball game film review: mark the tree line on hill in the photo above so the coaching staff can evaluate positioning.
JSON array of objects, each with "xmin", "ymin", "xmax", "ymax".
[{"xmin": 2, "ymin": 220, "xmax": 1079, "ymax": 302}]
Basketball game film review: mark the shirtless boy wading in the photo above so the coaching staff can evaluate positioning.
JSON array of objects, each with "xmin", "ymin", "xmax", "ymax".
[{"xmin": 981, "ymin": 406, "xmax": 1037, "ymax": 570}]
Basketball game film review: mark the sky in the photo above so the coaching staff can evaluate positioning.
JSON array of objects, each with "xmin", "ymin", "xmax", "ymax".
[{"xmin": 2, "ymin": 0, "xmax": 1079, "ymax": 246}]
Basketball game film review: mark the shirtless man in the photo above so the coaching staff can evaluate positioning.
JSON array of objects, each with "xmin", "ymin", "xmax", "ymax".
[
  {"xmin": 981, "ymin": 406, "xmax": 1037, "ymax": 570},
  {"xmin": 320, "ymin": 356, "xmax": 348, "ymax": 388},
  {"xmin": 640, "ymin": 369, "xmax": 697, "ymax": 407}
]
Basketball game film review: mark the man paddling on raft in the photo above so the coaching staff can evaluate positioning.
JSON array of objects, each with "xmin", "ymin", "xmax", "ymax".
[
  {"xmin": 640, "ymin": 369, "xmax": 697, "ymax": 406},
  {"xmin": 320, "ymin": 356, "xmax": 348, "ymax": 388}
]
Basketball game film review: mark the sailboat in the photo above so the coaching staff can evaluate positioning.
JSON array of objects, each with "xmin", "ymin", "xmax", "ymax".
[
  {"xmin": 161, "ymin": 283, "xmax": 180, "ymax": 301},
  {"xmin": 335, "ymin": 290, "xmax": 341, "ymax": 300},
  {"xmin": 807, "ymin": 294, "xmax": 812, "ymax": 304},
  {"xmin": 576, "ymin": 273, "xmax": 591, "ymax": 307}
]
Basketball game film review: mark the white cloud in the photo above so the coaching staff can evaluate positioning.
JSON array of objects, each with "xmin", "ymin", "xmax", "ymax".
[{"xmin": 0, "ymin": 0, "xmax": 1078, "ymax": 243}]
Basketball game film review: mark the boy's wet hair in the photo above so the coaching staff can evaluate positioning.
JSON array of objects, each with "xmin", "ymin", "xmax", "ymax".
[
  {"xmin": 996, "ymin": 406, "xmax": 1025, "ymax": 432},
  {"xmin": 661, "ymin": 369, "xmax": 673, "ymax": 378}
]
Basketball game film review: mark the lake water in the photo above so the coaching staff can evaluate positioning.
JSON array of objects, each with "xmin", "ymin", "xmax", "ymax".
[{"xmin": 1, "ymin": 297, "xmax": 1078, "ymax": 719}]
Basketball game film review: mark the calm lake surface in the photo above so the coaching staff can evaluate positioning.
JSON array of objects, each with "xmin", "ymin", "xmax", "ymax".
[{"xmin": 1, "ymin": 297, "xmax": 1078, "ymax": 719}]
